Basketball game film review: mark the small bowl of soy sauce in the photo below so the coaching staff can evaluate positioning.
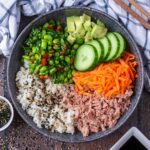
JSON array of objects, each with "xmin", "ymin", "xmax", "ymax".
[
  {"xmin": 0, "ymin": 96, "xmax": 14, "ymax": 132},
  {"xmin": 110, "ymin": 127, "xmax": 150, "ymax": 150}
]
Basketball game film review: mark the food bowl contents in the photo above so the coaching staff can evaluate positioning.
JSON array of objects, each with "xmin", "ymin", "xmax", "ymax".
[
  {"xmin": 73, "ymin": 31, "xmax": 126, "ymax": 71},
  {"xmin": 16, "ymin": 67, "xmax": 74, "ymax": 134},
  {"xmin": 62, "ymin": 86, "xmax": 133, "ymax": 137},
  {"xmin": 22, "ymin": 19, "xmax": 75, "ymax": 84},
  {"xmin": 73, "ymin": 51, "xmax": 137, "ymax": 97},
  {"xmin": 16, "ymin": 14, "xmax": 137, "ymax": 137},
  {"xmin": 0, "ymin": 99, "xmax": 11, "ymax": 128},
  {"xmin": 66, "ymin": 14, "xmax": 107, "ymax": 44}
]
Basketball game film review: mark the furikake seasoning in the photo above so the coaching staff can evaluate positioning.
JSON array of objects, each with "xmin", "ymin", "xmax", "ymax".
[{"xmin": 0, "ymin": 99, "xmax": 11, "ymax": 128}]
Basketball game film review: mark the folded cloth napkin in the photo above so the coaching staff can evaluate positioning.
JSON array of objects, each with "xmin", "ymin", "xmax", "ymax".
[{"xmin": 0, "ymin": 0, "xmax": 150, "ymax": 91}]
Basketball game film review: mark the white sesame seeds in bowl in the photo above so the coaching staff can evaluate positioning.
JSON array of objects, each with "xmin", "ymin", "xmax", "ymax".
[{"xmin": 0, "ymin": 96, "xmax": 14, "ymax": 132}]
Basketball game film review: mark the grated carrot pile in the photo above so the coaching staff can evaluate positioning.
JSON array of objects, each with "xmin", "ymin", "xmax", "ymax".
[{"xmin": 73, "ymin": 51, "xmax": 137, "ymax": 97}]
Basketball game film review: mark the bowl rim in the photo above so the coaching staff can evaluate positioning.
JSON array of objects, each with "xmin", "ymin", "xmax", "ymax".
[
  {"xmin": 7, "ymin": 6, "xmax": 144, "ymax": 142},
  {"xmin": 0, "ymin": 96, "xmax": 14, "ymax": 132}
]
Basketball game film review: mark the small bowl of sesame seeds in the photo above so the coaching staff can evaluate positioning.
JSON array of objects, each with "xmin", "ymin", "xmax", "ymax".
[{"xmin": 0, "ymin": 96, "xmax": 14, "ymax": 132}]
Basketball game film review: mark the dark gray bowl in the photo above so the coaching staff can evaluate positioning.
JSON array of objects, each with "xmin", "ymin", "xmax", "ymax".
[{"xmin": 7, "ymin": 7, "xmax": 144, "ymax": 142}]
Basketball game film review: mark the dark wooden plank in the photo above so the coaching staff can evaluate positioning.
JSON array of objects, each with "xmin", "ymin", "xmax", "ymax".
[
  {"xmin": 137, "ymin": 90, "xmax": 150, "ymax": 138},
  {"xmin": 0, "ymin": 56, "xmax": 6, "ymax": 149},
  {"xmin": 0, "ymin": 56, "xmax": 5, "ymax": 96}
]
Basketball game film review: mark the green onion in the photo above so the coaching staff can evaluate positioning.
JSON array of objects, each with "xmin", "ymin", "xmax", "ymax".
[
  {"xmin": 23, "ymin": 55, "xmax": 30, "ymax": 60},
  {"xmin": 34, "ymin": 65, "xmax": 41, "ymax": 73},
  {"xmin": 73, "ymin": 44, "xmax": 79, "ymax": 50},
  {"xmin": 53, "ymin": 38, "xmax": 59, "ymax": 44},
  {"xmin": 49, "ymin": 60, "xmax": 54, "ymax": 65},
  {"xmin": 49, "ymin": 68, "xmax": 56, "ymax": 75},
  {"xmin": 40, "ymin": 66, "xmax": 48, "ymax": 73},
  {"xmin": 41, "ymin": 40, "xmax": 47, "ymax": 50},
  {"xmin": 44, "ymin": 35, "xmax": 52, "ymax": 41},
  {"xmin": 43, "ymin": 23, "xmax": 49, "ymax": 29},
  {"xmin": 65, "ymin": 56, "xmax": 70, "ymax": 63}
]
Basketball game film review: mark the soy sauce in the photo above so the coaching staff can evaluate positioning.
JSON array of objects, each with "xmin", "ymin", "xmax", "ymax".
[{"xmin": 120, "ymin": 136, "xmax": 148, "ymax": 150}]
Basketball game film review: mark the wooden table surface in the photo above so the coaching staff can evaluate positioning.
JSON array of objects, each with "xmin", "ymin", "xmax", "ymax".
[{"xmin": 0, "ymin": 14, "xmax": 150, "ymax": 150}]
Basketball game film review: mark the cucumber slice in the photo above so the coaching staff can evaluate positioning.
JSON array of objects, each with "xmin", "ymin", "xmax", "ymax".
[
  {"xmin": 98, "ymin": 37, "xmax": 111, "ymax": 61},
  {"xmin": 97, "ymin": 40, "xmax": 104, "ymax": 61},
  {"xmin": 74, "ymin": 44, "xmax": 98, "ymax": 71},
  {"xmin": 113, "ymin": 32, "xmax": 126, "ymax": 60},
  {"xmin": 105, "ymin": 33, "xmax": 119, "ymax": 61},
  {"xmin": 87, "ymin": 40, "xmax": 104, "ymax": 63}
]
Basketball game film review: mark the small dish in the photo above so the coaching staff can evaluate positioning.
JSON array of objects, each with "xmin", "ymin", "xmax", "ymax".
[
  {"xmin": 110, "ymin": 127, "xmax": 150, "ymax": 150},
  {"xmin": 0, "ymin": 96, "xmax": 14, "ymax": 132}
]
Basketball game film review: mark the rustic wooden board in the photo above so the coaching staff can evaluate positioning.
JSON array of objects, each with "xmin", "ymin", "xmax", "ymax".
[
  {"xmin": 0, "ymin": 56, "xmax": 5, "ymax": 96},
  {"xmin": 0, "ymin": 14, "xmax": 150, "ymax": 150}
]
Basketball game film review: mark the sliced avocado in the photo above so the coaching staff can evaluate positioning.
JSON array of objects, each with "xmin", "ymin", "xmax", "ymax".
[
  {"xmin": 76, "ymin": 30, "xmax": 86, "ymax": 39},
  {"xmin": 85, "ymin": 31, "xmax": 93, "ymax": 42},
  {"xmin": 66, "ymin": 14, "xmax": 108, "ymax": 44},
  {"xmin": 71, "ymin": 29, "xmax": 85, "ymax": 39},
  {"xmin": 91, "ymin": 24, "xmax": 107, "ymax": 39},
  {"xmin": 97, "ymin": 20, "xmax": 105, "ymax": 27},
  {"xmin": 80, "ymin": 14, "xmax": 91, "ymax": 22},
  {"xmin": 67, "ymin": 17, "xmax": 75, "ymax": 32},
  {"xmin": 73, "ymin": 16, "xmax": 84, "ymax": 33},
  {"xmin": 67, "ymin": 34, "xmax": 76, "ymax": 45},
  {"xmin": 83, "ymin": 20, "xmax": 92, "ymax": 31},
  {"xmin": 91, "ymin": 22, "xmax": 96, "ymax": 27},
  {"xmin": 100, "ymin": 28, "xmax": 108, "ymax": 38}
]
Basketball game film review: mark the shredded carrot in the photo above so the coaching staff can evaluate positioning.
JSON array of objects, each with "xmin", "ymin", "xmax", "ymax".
[{"xmin": 73, "ymin": 51, "xmax": 137, "ymax": 98}]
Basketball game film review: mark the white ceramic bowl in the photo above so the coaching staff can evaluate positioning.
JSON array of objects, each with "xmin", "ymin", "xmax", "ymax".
[{"xmin": 0, "ymin": 96, "xmax": 14, "ymax": 132}]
